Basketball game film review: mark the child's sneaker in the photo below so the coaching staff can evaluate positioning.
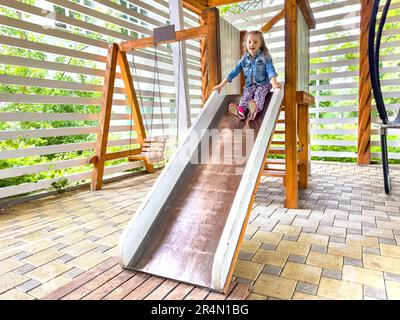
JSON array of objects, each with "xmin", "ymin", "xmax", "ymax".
[
  {"xmin": 228, "ymin": 103, "xmax": 245, "ymax": 120},
  {"xmin": 248, "ymin": 100, "xmax": 258, "ymax": 121}
]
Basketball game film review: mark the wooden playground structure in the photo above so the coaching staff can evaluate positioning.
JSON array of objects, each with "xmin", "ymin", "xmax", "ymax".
[
  {"xmin": 0, "ymin": 0, "xmax": 397, "ymax": 302},
  {"xmin": 88, "ymin": 0, "xmax": 315, "ymax": 293},
  {"xmin": 90, "ymin": 0, "xmax": 315, "ymax": 209},
  {"xmin": 71, "ymin": 0, "xmax": 315, "ymax": 293}
]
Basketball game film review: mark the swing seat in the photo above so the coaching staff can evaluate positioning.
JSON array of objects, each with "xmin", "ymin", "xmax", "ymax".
[{"xmin": 129, "ymin": 137, "xmax": 166, "ymax": 164}]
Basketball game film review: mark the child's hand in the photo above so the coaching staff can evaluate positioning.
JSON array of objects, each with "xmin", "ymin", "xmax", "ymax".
[
  {"xmin": 213, "ymin": 84, "xmax": 223, "ymax": 93},
  {"xmin": 272, "ymin": 82, "xmax": 281, "ymax": 89}
]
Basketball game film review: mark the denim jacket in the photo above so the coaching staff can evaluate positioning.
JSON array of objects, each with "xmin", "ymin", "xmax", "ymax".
[{"xmin": 226, "ymin": 51, "xmax": 278, "ymax": 87}]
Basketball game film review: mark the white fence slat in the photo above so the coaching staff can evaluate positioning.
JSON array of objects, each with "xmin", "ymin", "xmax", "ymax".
[
  {"xmin": 0, "ymin": 55, "xmax": 107, "ymax": 77},
  {"xmin": 311, "ymin": 78, "xmax": 400, "ymax": 91},
  {"xmin": 311, "ymin": 151, "xmax": 357, "ymax": 158},
  {"xmin": 0, "ymin": 112, "xmax": 99, "ymax": 122},
  {"xmin": 0, "ymin": 15, "xmax": 107, "ymax": 49},
  {"xmin": 311, "ymin": 129, "xmax": 357, "ymax": 135},
  {"xmin": 311, "ymin": 140, "xmax": 356, "ymax": 147},
  {"xmin": 0, "ymin": 157, "xmax": 90, "ymax": 179},
  {"xmin": 310, "ymin": 117, "xmax": 357, "ymax": 125},
  {"xmin": 0, "ymin": 91, "xmax": 203, "ymax": 104},
  {"xmin": 0, "ymin": 123, "xmax": 172, "ymax": 140},
  {"xmin": 0, "ymin": 160, "xmax": 144, "ymax": 198},
  {"xmin": 0, "ymin": 112, "xmax": 187, "ymax": 122},
  {"xmin": 0, "ymin": 74, "xmax": 201, "ymax": 92},
  {"xmin": 0, "ymin": 138, "xmax": 136, "ymax": 159},
  {"xmin": 310, "ymin": 66, "xmax": 400, "ymax": 81},
  {"xmin": 0, "ymin": 35, "xmax": 105, "ymax": 63},
  {"xmin": 372, "ymin": 152, "xmax": 400, "ymax": 159},
  {"xmin": 310, "ymin": 39, "xmax": 400, "ymax": 59},
  {"xmin": 311, "ymin": 151, "xmax": 400, "ymax": 160}
]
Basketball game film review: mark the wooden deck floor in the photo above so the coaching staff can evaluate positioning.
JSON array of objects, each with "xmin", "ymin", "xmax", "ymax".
[{"xmin": 43, "ymin": 257, "xmax": 250, "ymax": 300}]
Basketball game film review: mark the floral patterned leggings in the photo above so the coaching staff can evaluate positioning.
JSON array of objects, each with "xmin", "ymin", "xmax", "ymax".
[{"xmin": 238, "ymin": 83, "xmax": 272, "ymax": 112}]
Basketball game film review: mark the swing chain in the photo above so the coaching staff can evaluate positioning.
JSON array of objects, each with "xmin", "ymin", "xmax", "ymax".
[
  {"xmin": 129, "ymin": 48, "xmax": 166, "ymax": 164},
  {"xmin": 130, "ymin": 48, "xmax": 149, "ymax": 134},
  {"xmin": 153, "ymin": 45, "xmax": 166, "ymax": 138},
  {"xmin": 175, "ymin": 40, "xmax": 189, "ymax": 143}
]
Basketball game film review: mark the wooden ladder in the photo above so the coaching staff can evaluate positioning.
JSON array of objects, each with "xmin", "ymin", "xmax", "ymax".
[
  {"xmin": 262, "ymin": 91, "xmax": 314, "ymax": 189},
  {"xmin": 263, "ymin": 106, "xmax": 289, "ymax": 182}
]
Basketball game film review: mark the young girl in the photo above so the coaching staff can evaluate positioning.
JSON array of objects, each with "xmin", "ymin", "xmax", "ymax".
[{"xmin": 213, "ymin": 30, "xmax": 281, "ymax": 121}]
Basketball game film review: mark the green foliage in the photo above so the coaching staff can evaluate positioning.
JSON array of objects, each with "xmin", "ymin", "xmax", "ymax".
[
  {"xmin": 51, "ymin": 178, "xmax": 69, "ymax": 194},
  {"xmin": 219, "ymin": 4, "xmax": 243, "ymax": 17},
  {"xmin": 0, "ymin": 3, "xmax": 133, "ymax": 192}
]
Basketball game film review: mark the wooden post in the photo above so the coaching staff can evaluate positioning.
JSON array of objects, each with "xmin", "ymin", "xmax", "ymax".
[
  {"xmin": 284, "ymin": 0, "xmax": 299, "ymax": 208},
  {"xmin": 91, "ymin": 43, "xmax": 119, "ymax": 191},
  {"xmin": 201, "ymin": 8, "xmax": 221, "ymax": 101},
  {"xmin": 200, "ymin": 12, "xmax": 208, "ymax": 104},
  {"xmin": 117, "ymin": 49, "xmax": 154, "ymax": 173},
  {"xmin": 297, "ymin": 91, "xmax": 313, "ymax": 189},
  {"xmin": 298, "ymin": 103, "xmax": 309, "ymax": 188},
  {"xmin": 357, "ymin": 0, "xmax": 372, "ymax": 165}
]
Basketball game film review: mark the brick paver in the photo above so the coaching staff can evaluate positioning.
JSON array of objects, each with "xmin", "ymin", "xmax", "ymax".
[{"xmin": 0, "ymin": 162, "xmax": 399, "ymax": 299}]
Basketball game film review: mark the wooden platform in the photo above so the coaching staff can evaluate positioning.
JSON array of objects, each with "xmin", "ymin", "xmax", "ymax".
[{"xmin": 43, "ymin": 257, "xmax": 251, "ymax": 300}]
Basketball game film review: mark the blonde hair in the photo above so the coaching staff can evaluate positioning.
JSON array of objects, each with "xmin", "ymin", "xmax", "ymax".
[{"xmin": 242, "ymin": 30, "xmax": 270, "ymax": 57}]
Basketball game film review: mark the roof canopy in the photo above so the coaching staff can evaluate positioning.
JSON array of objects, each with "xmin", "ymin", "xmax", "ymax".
[{"xmin": 183, "ymin": 0, "xmax": 315, "ymax": 29}]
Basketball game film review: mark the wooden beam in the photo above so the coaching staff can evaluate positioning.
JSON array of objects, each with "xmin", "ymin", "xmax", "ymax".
[
  {"xmin": 208, "ymin": 0, "xmax": 244, "ymax": 7},
  {"xmin": 284, "ymin": 0, "xmax": 299, "ymax": 208},
  {"xmin": 297, "ymin": 0, "xmax": 316, "ymax": 29},
  {"xmin": 357, "ymin": 0, "xmax": 372, "ymax": 165},
  {"xmin": 297, "ymin": 101, "xmax": 310, "ymax": 188},
  {"xmin": 91, "ymin": 43, "xmax": 119, "ymax": 191},
  {"xmin": 201, "ymin": 8, "xmax": 221, "ymax": 101},
  {"xmin": 107, "ymin": 149, "xmax": 142, "ymax": 162},
  {"xmin": 296, "ymin": 90, "xmax": 313, "ymax": 188},
  {"xmin": 89, "ymin": 149, "xmax": 142, "ymax": 164},
  {"xmin": 183, "ymin": 0, "xmax": 207, "ymax": 14},
  {"xmin": 200, "ymin": 12, "xmax": 208, "ymax": 104},
  {"xmin": 117, "ymin": 50, "xmax": 154, "ymax": 173},
  {"xmin": 261, "ymin": 9, "xmax": 285, "ymax": 33},
  {"xmin": 119, "ymin": 25, "xmax": 208, "ymax": 51},
  {"xmin": 296, "ymin": 90, "xmax": 314, "ymax": 105}
]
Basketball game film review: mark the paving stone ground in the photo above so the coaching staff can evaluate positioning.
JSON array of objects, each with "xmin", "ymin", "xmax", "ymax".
[{"xmin": 0, "ymin": 162, "xmax": 399, "ymax": 300}]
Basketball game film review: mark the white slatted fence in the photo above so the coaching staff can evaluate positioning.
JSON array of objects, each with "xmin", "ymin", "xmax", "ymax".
[{"xmin": 0, "ymin": 0, "xmax": 202, "ymax": 199}]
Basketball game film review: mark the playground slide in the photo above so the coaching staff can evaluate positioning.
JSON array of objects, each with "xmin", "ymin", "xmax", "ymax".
[{"xmin": 118, "ymin": 86, "xmax": 284, "ymax": 292}]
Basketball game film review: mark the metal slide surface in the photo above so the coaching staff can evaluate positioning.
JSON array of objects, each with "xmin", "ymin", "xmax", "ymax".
[{"xmin": 119, "ymin": 89, "xmax": 283, "ymax": 291}]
